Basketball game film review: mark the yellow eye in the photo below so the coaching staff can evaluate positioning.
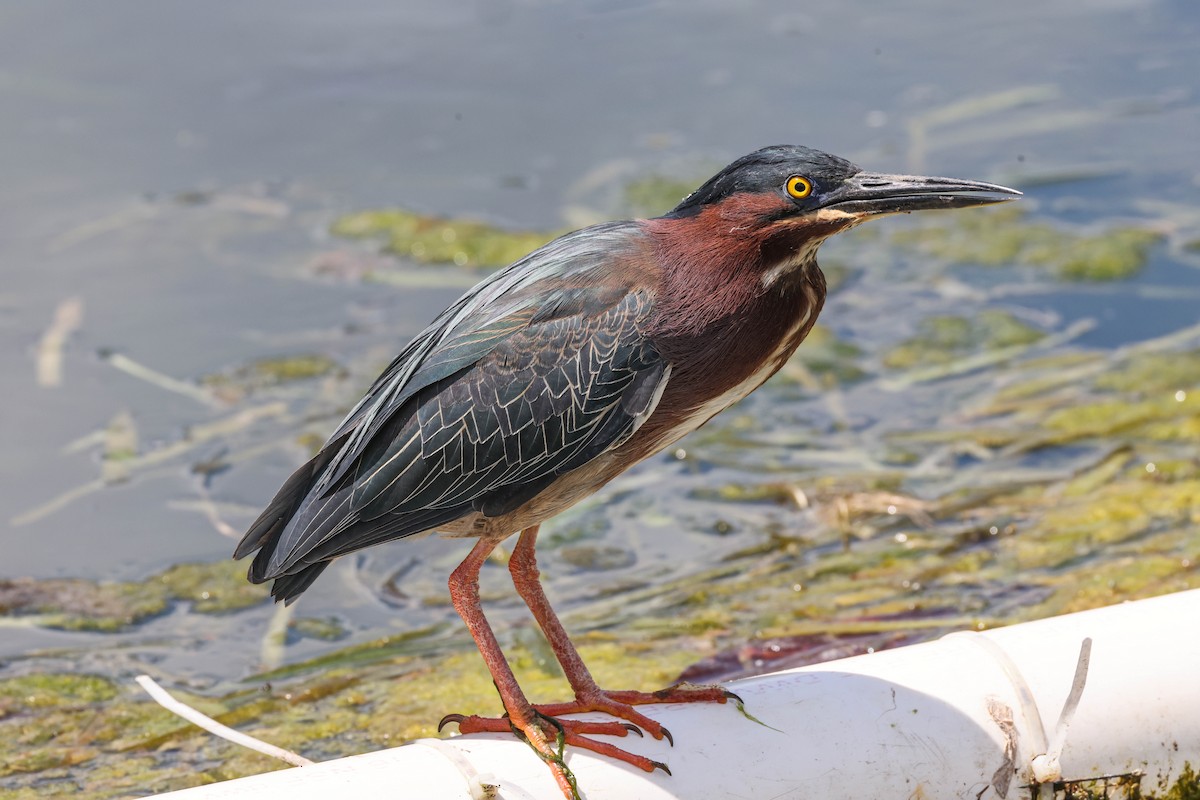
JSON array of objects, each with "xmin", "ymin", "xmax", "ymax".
[{"xmin": 786, "ymin": 175, "xmax": 813, "ymax": 199}]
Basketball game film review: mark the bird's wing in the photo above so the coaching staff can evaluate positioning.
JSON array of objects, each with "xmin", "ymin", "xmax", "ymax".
[
  {"xmin": 236, "ymin": 222, "xmax": 669, "ymax": 588},
  {"xmin": 311, "ymin": 221, "xmax": 642, "ymax": 497}
]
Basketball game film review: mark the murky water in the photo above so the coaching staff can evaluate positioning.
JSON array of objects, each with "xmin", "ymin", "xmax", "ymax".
[{"xmin": 2, "ymin": 1, "xmax": 1199, "ymax": 792}]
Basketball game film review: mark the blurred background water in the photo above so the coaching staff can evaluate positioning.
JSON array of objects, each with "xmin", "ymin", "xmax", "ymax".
[{"xmin": 1, "ymin": 1, "xmax": 1199, "ymax": 792}]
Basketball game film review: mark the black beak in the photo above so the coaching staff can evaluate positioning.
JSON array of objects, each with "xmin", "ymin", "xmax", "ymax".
[{"xmin": 823, "ymin": 172, "xmax": 1021, "ymax": 215}]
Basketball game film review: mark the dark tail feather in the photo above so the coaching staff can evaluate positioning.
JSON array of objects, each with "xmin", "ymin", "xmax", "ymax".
[
  {"xmin": 270, "ymin": 562, "xmax": 331, "ymax": 605},
  {"xmin": 234, "ymin": 434, "xmax": 350, "ymax": 563}
]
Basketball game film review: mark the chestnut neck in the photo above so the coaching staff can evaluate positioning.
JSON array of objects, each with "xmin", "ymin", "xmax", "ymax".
[{"xmin": 641, "ymin": 196, "xmax": 830, "ymax": 341}]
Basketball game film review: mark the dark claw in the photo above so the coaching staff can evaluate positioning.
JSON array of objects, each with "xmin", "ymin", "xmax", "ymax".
[
  {"xmin": 438, "ymin": 713, "xmax": 465, "ymax": 732},
  {"xmin": 622, "ymin": 723, "xmax": 643, "ymax": 738},
  {"xmin": 652, "ymin": 760, "xmax": 672, "ymax": 776},
  {"xmin": 723, "ymin": 689, "xmax": 744, "ymax": 705},
  {"xmin": 661, "ymin": 725, "xmax": 674, "ymax": 747}
]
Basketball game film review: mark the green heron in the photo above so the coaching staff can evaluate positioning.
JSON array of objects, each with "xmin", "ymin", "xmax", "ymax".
[{"xmin": 235, "ymin": 145, "xmax": 1018, "ymax": 797}]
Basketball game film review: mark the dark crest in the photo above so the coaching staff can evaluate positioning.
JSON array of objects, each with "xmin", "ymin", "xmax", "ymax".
[{"xmin": 667, "ymin": 145, "xmax": 861, "ymax": 218}]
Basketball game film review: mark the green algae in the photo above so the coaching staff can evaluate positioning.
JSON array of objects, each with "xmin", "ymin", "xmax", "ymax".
[
  {"xmin": 242, "ymin": 354, "xmax": 337, "ymax": 383},
  {"xmin": 1053, "ymin": 227, "xmax": 1165, "ymax": 280},
  {"xmin": 0, "ymin": 577, "xmax": 169, "ymax": 632},
  {"xmin": 289, "ymin": 616, "xmax": 350, "ymax": 642},
  {"xmin": 1059, "ymin": 447, "xmax": 1134, "ymax": 497},
  {"xmin": 691, "ymin": 482, "xmax": 797, "ymax": 505},
  {"xmin": 0, "ymin": 674, "xmax": 117, "ymax": 713},
  {"xmin": 103, "ymin": 422, "xmax": 137, "ymax": 455},
  {"xmin": 331, "ymin": 208, "xmax": 557, "ymax": 269},
  {"xmin": 892, "ymin": 206, "xmax": 1164, "ymax": 281},
  {"xmin": 1059, "ymin": 763, "xmax": 1200, "ymax": 800},
  {"xmin": 778, "ymin": 324, "xmax": 868, "ymax": 387},
  {"xmin": 883, "ymin": 310, "xmax": 1044, "ymax": 370},
  {"xmin": 620, "ymin": 174, "xmax": 697, "ymax": 218},
  {"xmin": 201, "ymin": 353, "xmax": 341, "ymax": 402},
  {"xmin": 1040, "ymin": 391, "xmax": 1200, "ymax": 446},
  {"xmin": 248, "ymin": 624, "xmax": 450, "ymax": 682},
  {"xmin": 0, "ymin": 560, "xmax": 270, "ymax": 632},
  {"xmin": 0, "ymin": 674, "xmax": 139, "ymax": 783},
  {"xmin": 557, "ymin": 545, "xmax": 637, "ymax": 571},
  {"xmin": 156, "ymin": 560, "xmax": 270, "ymax": 613},
  {"xmin": 1159, "ymin": 764, "xmax": 1200, "ymax": 800},
  {"xmin": 1094, "ymin": 350, "xmax": 1200, "ymax": 394},
  {"xmin": 987, "ymin": 353, "xmax": 1108, "ymax": 406},
  {"xmin": 915, "ymin": 352, "xmax": 1198, "ymax": 600},
  {"xmin": 0, "ymin": 636, "xmax": 703, "ymax": 795}
]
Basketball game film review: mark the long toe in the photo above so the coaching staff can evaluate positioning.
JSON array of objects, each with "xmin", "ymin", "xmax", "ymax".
[
  {"xmin": 561, "ymin": 731, "xmax": 670, "ymax": 775},
  {"xmin": 439, "ymin": 684, "xmax": 732, "ymax": 797},
  {"xmin": 604, "ymin": 681, "xmax": 733, "ymax": 706},
  {"xmin": 445, "ymin": 713, "xmax": 637, "ymax": 739},
  {"xmin": 535, "ymin": 696, "xmax": 668, "ymax": 742},
  {"xmin": 534, "ymin": 682, "xmax": 733, "ymax": 743}
]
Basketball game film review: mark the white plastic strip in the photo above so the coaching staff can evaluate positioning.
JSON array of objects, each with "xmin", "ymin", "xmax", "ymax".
[
  {"xmin": 135, "ymin": 675, "xmax": 314, "ymax": 768},
  {"xmin": 1031, "ymin": 637, "xmax": 1093, "ymax": 787}
]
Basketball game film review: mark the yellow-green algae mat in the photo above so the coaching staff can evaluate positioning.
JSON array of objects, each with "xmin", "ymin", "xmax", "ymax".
[{"xmin": 3, "ymin": 200, "xmax": 1199, "ymax": 799}]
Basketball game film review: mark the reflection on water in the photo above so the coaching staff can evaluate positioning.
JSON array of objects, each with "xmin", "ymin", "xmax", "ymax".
[{"xmin": 1, "ymin": 1, "xmax": 1199, "ymax": 791}]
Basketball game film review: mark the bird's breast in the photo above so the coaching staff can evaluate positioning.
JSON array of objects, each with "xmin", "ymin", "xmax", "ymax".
[{"xmin": 625, "ymin": 272, "xmax": 824, "ymax": 461}]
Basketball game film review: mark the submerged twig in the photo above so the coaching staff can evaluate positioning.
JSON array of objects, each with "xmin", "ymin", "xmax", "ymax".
[
  {"xmin": 881, "ymin": 318, "xmax": 1096, "ymax": 390},
  {"xmin": 259, "ymin": 601, "xmax": 295, "ymax": 670},
  {"xmin": 36, "ymin": 296, "xmax": 85, "ymax": 387},
  {"xmin": 15, "ymin": 400, "xmax": 293, "ymax": 525},
  {"xmin": 191, "ymin": 480, "xmax": 242, "ymax": 540},
  {"xmin": 102, "ymin": 351, "xmax": 221, "ymax": 407},
  {"xmin": 48, "ymin": 204, "xmax": 159, "ymax": 253},
  {"xmin": 10, "ymin": 478, "xmax": 106, "ymax": 526},
  {"xmin": 906, "ymin": 85, "xmax": 1059, "ymax": 171}
]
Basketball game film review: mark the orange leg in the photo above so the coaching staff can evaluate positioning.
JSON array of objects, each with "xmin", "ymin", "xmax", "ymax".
[
  {"xmin": 507, "ymin": 526, "xmax": 734, "ymax": 738},
  {"xmin": 443, "ymin": 535, "xmax": 667, "ymax": 799},
  {"xmin": 444, "ymin": 526, "xmax": 735, "ymax": 789}
]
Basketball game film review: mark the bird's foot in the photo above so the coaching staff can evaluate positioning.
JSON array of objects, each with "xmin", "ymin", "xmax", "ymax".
[
  {"xmin": 439, "ymin": 683, "xmax": 733, "ymax": 798},
  {"xmin": 440, "ymin": 681, "xmax": 733, "ymax": 747},
  {"xmin": 440, "ymin": 709, "xmax": 668, "ymax": 799},
  {"xmin": 533, "ymin": 682, "xmax": 738, "ymax": 744}
]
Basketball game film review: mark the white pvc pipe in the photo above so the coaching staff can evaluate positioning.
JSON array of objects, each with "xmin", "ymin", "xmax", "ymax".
[{"xmin": 150, "ymin": 589, "xmax": 1200, "ymax": 799}]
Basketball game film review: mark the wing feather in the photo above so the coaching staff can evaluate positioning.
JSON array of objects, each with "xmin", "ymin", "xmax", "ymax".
[{"xmin": 237, "ymin": 221, "xmax": 670, "ymax": 599}]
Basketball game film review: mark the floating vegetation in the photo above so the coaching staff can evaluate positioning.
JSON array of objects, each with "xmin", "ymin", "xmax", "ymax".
[
  {"xmin": 882, "ymin": 310, "xmax": 1044, "ymax": 370},
  {"xmin": 778, "ymin": 324, "xmax": 869, "ymax": 388},
  {"xmin": 247, "ymin": 625, "xmax": 451, "ymax": 682},
  {"xmin": 331, "ymin": 208, "xmax": 557, "ymax": 269},
  {"xmin": 620, "ymin": 174, "xmax": 697, "ymax": 217},
  {"xmin": 557, "ymin": 545, "xmax": 637, "ymax": 572},
  {"xmin": 0, "ymin": 576, "xmax": 170, "ymax": 632},
  {"xmin": 156, "ymin": 560, "xmax": 271, "ymax": 614},
  {"xmin": 201, "ymin": 353, "xmax": 341, "ymax": 402},
  {"xmin": 289, "ymin": 616, "xmax": 351, "ymax": 642},
  {"xmin": 892, "ymin": 206, "xmax": 1165, "ymax": 281},
  {"xmin": 1093, "ymin": 350, "xmax": 1200, "ymax": 394},
  {"xmin": 0, "ymin": 673, "xmax": 118, "ymax": 712},
  {"xmin": 691, "ymin": 482, "xmax": 797, "ymax": 505},
  {"xmin": 35, "ymin": 296, "xmax": 85, "ymax": 388},
  {"xmin": 1039, "ymin": 392, "xmax": 1200, "ymax": 446},
  {"xmin": 0, "ymin": 560, "xmax": 270, "ymax": 631}
]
